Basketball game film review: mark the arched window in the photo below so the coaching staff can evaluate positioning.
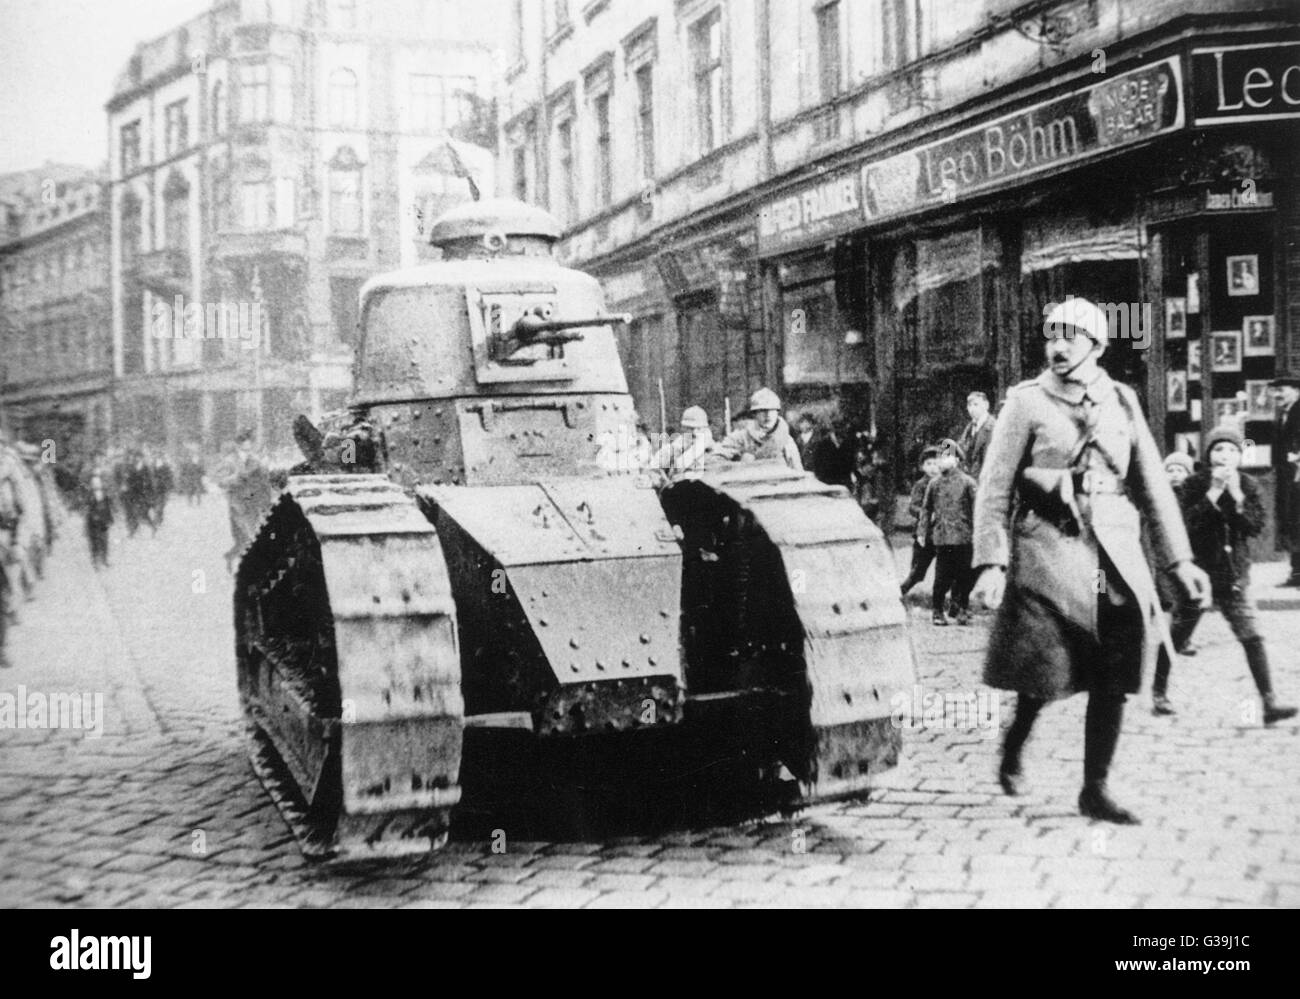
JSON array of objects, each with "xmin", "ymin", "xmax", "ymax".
[
  {"xmin": 329, "ymin": 68, "xmax": 359, "ymax": 128},
  {"xmin": 211, "ymin": 80, "xmax": 226, "ymax": 135},
  {"xmin": 328, "ymin": 146, "xmax": 363, "ymax": 235}
]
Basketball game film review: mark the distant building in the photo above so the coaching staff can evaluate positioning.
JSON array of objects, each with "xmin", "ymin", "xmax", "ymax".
[
  {"xmin": 501, "ymin": 0, "xmax": 1299, "ymax": 495},
  {"xmin": 0, "ymin": 166, "xmax": 112, "ymax": 457},
  {"xmin": 106, "ymin": 0, "xmax": 503, "ymax": 455}
]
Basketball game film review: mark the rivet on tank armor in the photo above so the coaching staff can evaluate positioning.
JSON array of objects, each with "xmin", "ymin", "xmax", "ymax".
[{"xmin": 639, "ymin": 633, "xmax": 651, "ymax": 644}]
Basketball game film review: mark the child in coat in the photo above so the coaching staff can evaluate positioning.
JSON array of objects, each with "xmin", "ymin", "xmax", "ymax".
[
  {"xmin": 922, "ymin": 439, "xmax": 977, "ymax": 625},
  {"xmin": 1173, "ymin": 426, "xmax": 1296, "ymax": 725},
  {"xmin": 899, "ymin": 445, "xmax": 942, "ymax": 598}
]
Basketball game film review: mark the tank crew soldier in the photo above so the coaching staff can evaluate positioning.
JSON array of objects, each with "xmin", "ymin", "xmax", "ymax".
[
  {"xmin": 217, "ymin": 430, "xmax": 275, "ymax": 573},
  {"xmin": 651, "ymin": 406, "xmax": 716, "ymax": 477},
  {"xmin": 899, "ymin": 444, "xmax": 943, "ymax": 598},
  {"xmin": 1170, "ymin": 425, "xmax": 1298, "ymax": 725},
  {"xmin": 84, "ymin": 474, "xmax": 114, "ymax": 570},
  {"xmin": 971, "ymin": 296, "xmax": 1211, "ymax": 824},
  {"xmin": 922, "ymin": 439, "xmax": 977, "ymax": 626},
  {"xmin": 1270, "ymin": 375, "xmax": 1300, "ymax": 586},
  {"xmin": 957, "ymin": 391, "xmax": 995, "ymax": 483},
  {"xmin": 714, "ymin": 388, "xmax": 803, "ymax": 470}
]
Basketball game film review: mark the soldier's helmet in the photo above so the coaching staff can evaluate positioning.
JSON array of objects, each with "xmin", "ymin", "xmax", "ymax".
[
  {"xmin": 1043, "ymin": 296, "xmax": 1110, "ymax": 349},
  {"xmin": 747, "ymin": 387, "xmax": 782, "ymax": 413},
  {"xmin": 680, "ymin": 406, "xmax": 709, "ymax": 431}
]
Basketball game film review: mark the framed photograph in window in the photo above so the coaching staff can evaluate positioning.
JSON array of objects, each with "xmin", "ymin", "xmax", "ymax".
[
  {"xmin": 1226, "ymin": 254, "xmax": 1259, "ymax": 297},
  {"xmin": 1243, "ymin": 315, "xmax": 1275, "ymax": 357},
  {"xmin": 1246, "ymin": 379, "xmax": 1274, "ymax": 419},
  {"xmin": 1188, "ymin": 340, "xmax": 1202, "ymax": 380},
  {"xmin": 1166, "ymin": 370, "xmax": 1188, "ymax": 413},
  {"xmin": 1211, "ymin": 330, "xmax": 1242, "ymax": 373},
  {"xmin": 1164, "ymin": 297, "xmax": 1187, "ymax": 340}
]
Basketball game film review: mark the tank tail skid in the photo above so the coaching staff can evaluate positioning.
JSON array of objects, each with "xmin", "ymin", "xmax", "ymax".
[{"xmin": 235, "ymin": 474, "xmax": 463, "ymax": 861}]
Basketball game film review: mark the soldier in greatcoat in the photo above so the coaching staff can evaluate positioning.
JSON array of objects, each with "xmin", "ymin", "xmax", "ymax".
[
  {"xmin": 971, "ymin": 297, "xmax": 1211, "ymax": 824},
  {"xmin": 713, "ymin": 388, "xmax": 803, "ymax": 470}
]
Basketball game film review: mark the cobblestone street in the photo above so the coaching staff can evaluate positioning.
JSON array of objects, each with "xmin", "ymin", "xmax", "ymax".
[{"xmin": 1, "ymin": 498, "xmax": 1298, "ymax": 909}]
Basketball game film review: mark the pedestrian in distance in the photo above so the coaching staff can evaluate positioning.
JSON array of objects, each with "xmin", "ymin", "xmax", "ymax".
[
  {"xmin": 971, "ymin": 296, "xmax": 1211, "ymax": 825},
  {"xmin": 922, "ymin": 438, "xmax": 977, "ymax": 626},
  {"xmin": 899, "ymin": 444, "xmax": 943, "ymax": 599},
  {"xmin": 1169, "ymin": 424, "xmax": 1297, "ymax": 726},
  {"xmin": 151, "ymin": 452, "xmax": 174, "ymax": 526},
  {"xmin": 957, "ymin": 390, "xmax": 996, "ymax": 483},
  {"xmin": 84, "ymin": 474, "xmax": 114, "ymax": 570},
  {"xmin": 1270, "ymin": 374, "xmax": 1300, "ymax": 586}
]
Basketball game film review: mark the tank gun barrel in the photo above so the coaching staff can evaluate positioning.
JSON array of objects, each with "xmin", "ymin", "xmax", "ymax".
[{"xmin": 511, "ymin": 310, "xmax": 632, "ymax": 345}]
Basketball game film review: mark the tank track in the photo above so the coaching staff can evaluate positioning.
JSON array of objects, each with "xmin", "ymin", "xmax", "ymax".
[{"xmin": 235, "ymin": 474, "xmax": 463, "ymax": 861}]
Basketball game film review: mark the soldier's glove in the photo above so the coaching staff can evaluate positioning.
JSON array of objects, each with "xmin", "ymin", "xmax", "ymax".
[{"xmin": 1019, "ymin": 467, "xmax": 1083, "ymax": 535}]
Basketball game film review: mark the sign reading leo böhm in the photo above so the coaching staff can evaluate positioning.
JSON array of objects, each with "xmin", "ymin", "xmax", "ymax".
[{"xmin": 861, "ymin": 56, "xmax": 1183, "ymax": 224}]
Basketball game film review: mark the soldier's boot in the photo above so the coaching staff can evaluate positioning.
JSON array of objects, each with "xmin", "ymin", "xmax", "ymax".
[
  {"xmin": 1079, "ymin": 693, "xmax": 1139, "ymax": 824},
  {"xmin": 998, "ymin": 694, "xmax": 1043, "ymax": 796},
  {"xmin": 1152, "ymin": 646, "xmax": 1175, "ymax": 716},
  {"xmin": 1243, "ymin": 638, "xmax": 1298, "ymax": 726}
]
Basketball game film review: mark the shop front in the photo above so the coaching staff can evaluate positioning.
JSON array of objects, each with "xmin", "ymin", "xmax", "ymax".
[{"xmin": 753, "ymin": 29, "xmax": 1299, "ymax": 503}]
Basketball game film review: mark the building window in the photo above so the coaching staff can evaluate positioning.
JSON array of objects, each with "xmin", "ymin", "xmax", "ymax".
[
  {"xmin": 164, "ymin": 175, "xmax": 190, "ymax": 250},
  {"xmin": 120, "ymin": 121, "xmax": 141, "ymax": 174},
  {"xmin": 273, "ymin": 63, "xmax": 294, "ymax": 122},
  {"xmin": 555, "ymin": 118, "xmax": 576, "ymax": 221},
  {"xmin": 593, "ymin": 93, "xmax": 611, "ymax": 207},
  {"xmin": 409, "ymin": 74, "xmax": 476, "ymax": 134},
  {"xmin": 330, "ymin": 0, "xmax": 359, "ymax": 30},
  {"xmin": 240, "ymin": 64, "xmax": 270, "ymax": 122},
  {"xmin": 817, "ymin": 2, "xmax": 842, "ymax": 100},
  {"xmin": 510, "ymin": 0, "xmax": 524, "ymax": 64},
  {"xmin": 691, "ymin": 10, "xmax": 723, "ymax": 154},
  {"xmin": 512, "ymin": 144, "xmax": 528, "ymax": 202},
  {"xmin": 211, "ymin": 81, "xmax": 226, "ymax": 134},
  {"xmin": 882, "ymin": 0, "xmax": 921, "ymax": 72},
  {"xmin": 164, "ymin": 99, "xmax": 190, "ymax": 157},
  {"xmin": 329, "ymin": 154, "xmax": 363, "ymax": 235},
  {"xmin": 635, "ymin": 64, "xmax": 655, "ymax": 181},
  {"xmin": 240, "ymin": 181, "xmax": 273, "ymax": 228},
  {"xmin": 330, "ymin": 68, "xmax": 359, "ymax": 128},
  {"xmin": 120, "ymin": 193, "xmax": 142, "ymax": 263}
]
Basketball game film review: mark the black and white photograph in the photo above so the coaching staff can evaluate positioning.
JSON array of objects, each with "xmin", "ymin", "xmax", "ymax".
[
  {"xmin": 1212, "ymin": 329, "xmax": 1243, "ymax": 372},
  {"xmin": 1164, "ymin": 296, "xmax": 1187, "ymax": 339},
  {"xmin": 1227, "ymin": 254, "xmax": 1260, "ymax": 297},
  {"xmin": 1244, "ymin": 314, "xmax": 1275, "ymax": 356},
  {"xmin": 1246, "ymin": 379, "xmax": 1275, "ymax": 419},
  {"xmin": 1, "ymin": 0, "xmax": 1297, "ymax": 943},
  {"xmin": 1166, "ymin": 369, "xmax": 1188, "ymax": 412}
]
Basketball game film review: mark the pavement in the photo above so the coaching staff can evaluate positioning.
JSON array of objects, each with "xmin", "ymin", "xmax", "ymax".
[{"xmin": 1, "ymin": 497, "xmax": 1298, "ymax": 909}]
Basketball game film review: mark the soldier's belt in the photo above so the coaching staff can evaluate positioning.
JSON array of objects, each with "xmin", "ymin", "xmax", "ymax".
[{"xmin": 1072, "ymin": 469, "xmax": 1126, "ymax": 495}]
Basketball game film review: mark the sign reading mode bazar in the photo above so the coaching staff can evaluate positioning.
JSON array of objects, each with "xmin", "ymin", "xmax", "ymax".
[{"xmin": 757, "ymin": 56, "xmax": 1184, "ymax": 254}]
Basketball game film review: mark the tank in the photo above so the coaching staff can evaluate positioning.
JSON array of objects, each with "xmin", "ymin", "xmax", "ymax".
[{"xmin": 234, "ymin": 198, "xmax": 916, "ymax": 860}]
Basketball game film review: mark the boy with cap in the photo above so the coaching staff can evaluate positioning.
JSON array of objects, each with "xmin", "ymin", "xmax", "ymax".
[
  {"xmin": 1173, "ymin": 424, "xmax": 1297, "ymax": 725},
  {"xmin": 899, "ymin": 444, "xmax": 942, "ymax": 598},
  {"xmin": 922, "ymin": 438, "xmax": 977, "ymax": 625}
]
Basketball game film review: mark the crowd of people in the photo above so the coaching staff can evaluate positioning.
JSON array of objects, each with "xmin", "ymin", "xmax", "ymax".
[{"xmin": 0, "ymin": 434, "xmax": 63, "ymax": 668}]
